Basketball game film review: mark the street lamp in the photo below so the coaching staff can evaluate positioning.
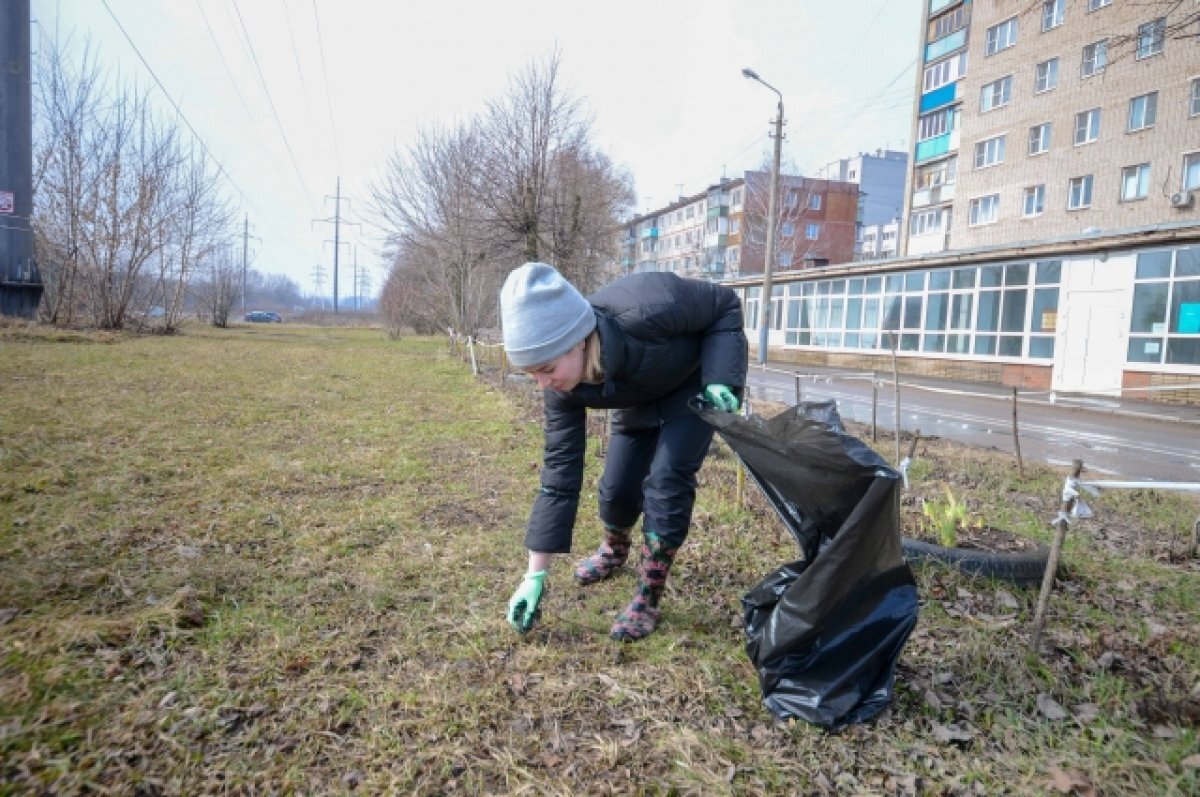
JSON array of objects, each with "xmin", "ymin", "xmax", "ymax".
[{"xmin": 742, "ymin": 67, "xmax": 784, "ymax": 366}]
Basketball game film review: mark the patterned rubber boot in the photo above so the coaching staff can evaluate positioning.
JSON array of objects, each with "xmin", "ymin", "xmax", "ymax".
[
  {"xmin": 610, "ymin": 532, "xmax": 679, "ymax": 642},
  {"xmin": 573, "ymin": 524, "xmax": 634, "ymax": 586}
]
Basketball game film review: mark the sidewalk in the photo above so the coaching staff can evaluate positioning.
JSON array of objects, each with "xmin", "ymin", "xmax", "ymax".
[{"xmin": 756, "ymin": 360, "xmax": 1200, "ymax": 427}]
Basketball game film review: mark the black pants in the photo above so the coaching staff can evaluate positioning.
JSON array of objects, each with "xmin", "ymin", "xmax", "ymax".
[{"xmin": 596, "ymin": 388, "xmax": 714, "ymax": 548}]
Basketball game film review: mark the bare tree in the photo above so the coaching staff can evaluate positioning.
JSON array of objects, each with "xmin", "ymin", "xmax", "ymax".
[
  {"xmin": 194, "ymin": 246, "xmax": 240, "ymax": 328},
  {"xmin": 475, "ymin": 51, "xmax": 590, "ymax": 269},
  {"xmin": 372, "ymin": 122, "xmax": 503, "ymax": 337},
  {"xmin": 32, "ymin": 34, "xmax": 232, "ymax": 330}
]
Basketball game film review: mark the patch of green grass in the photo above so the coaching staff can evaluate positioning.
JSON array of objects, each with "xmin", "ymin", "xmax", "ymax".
[{"xmin": 1, "ymin": 324, "xmax": 1197, "ymax": 795}]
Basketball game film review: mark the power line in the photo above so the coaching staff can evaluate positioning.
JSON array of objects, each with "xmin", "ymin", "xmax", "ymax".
[
  {"xmin": 229, "ymin": 0, "xmax": 318, "ymax": 216},
  {"xmin": 311, "ymin": 0, "xmax": 342, "ymax": 173}
]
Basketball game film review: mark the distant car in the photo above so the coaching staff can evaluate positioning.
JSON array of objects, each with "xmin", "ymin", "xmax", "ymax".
[{"xmin": 244, "ymin": 310, "xmax": 282, "ymax": 323}]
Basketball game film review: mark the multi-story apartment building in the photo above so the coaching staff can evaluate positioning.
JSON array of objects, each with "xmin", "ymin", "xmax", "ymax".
[
  {"xmin": 619, "ymin": 171, "xmax": 858, "ymax": 281},
  {"xmin": 719, "ymin": 1, "xmax": 1199, "ymax": 403},
  {"xmin": 817, "ymin": 150, "xmax": 908, "ymax": 260},
  {"xmin": 903, "ymin": 0, "xmax": 1200, "ymax": 255}
]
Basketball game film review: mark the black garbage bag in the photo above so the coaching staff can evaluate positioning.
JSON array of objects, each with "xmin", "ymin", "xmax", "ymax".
[{"xmin": 695, "ymin": 399, "xmax": 919, "ymax": 729}]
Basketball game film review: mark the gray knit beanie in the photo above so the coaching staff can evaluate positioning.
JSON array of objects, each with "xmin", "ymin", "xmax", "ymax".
[{"xmin": 500, "ymin": 262, "xmax": 596, "ymax": 368}]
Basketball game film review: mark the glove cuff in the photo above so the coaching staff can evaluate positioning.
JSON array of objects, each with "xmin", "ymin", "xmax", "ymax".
[{"xmin": 524, "ymin": 570, "xmax": 547, "ymax": 584}]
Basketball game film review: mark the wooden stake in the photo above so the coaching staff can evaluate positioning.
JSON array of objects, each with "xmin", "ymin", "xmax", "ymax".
[
  {"xmin": 1011, "ymin": 386, "xmax": 1025, "ymax": 478},
  {"xmin": 1030, "ymin": 459, "xmax": 1084, "ymax": 653}
]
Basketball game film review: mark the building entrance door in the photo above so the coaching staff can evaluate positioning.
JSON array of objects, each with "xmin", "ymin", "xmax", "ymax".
[{"xmin": 1052, "ymin": 256, "xmax": 1133, "ymax": 395}]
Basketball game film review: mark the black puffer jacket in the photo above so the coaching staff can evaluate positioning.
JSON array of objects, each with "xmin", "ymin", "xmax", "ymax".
[{"xmin": 525, "ymin": 272, "xmax": 748, "ymax": 553}]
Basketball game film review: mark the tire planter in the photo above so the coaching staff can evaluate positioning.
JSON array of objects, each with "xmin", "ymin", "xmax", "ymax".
[{"xmin": 900, "ymin": 536, "xmax": 1055, "ymax": 586}]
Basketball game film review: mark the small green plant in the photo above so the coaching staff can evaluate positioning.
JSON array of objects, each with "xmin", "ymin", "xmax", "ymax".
[{"xmin": 922, "ymin": 485, "xmax": 970, "ymax": 547}]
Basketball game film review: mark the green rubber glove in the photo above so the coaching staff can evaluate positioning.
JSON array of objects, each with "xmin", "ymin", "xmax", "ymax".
[
  {"xmin": 703, "ymin": 384, "xmax": 740, "ymax": 412},
  {"xmin": 506, "ymin": 570, "xmax": 546, "ymax": 633}
]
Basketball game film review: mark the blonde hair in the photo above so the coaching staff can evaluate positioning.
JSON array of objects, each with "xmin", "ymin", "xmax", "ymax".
[{"xmin": 582, "ymin": 330, "xmax": 604, "ymax": 383}]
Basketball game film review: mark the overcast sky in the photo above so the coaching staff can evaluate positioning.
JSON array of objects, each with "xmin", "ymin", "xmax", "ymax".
[{"xmin": 31, "ymin": 0, "xmax": 922, "ymax": 298}]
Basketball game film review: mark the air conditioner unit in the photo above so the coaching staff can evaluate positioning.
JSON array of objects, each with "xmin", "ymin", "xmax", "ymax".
[{"xmin": 1169, "ymin": 190, "xmax": 1194, "ymax": 208}]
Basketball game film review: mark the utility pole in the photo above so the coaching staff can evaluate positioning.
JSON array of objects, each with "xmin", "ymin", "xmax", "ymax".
[
  {"xmin": 742, "ymin": 67, "xmax": 785, "ymax": 366},
  {"xmin": 310, "ymin": 263, "xmax": 327, "ymax": 310},
  {"xmin": 239, "ymin": 214, "xmax": 260, "ymax": 312},
  {"xmin": 0, "ymin": 0, "xmax": 40, "ymax": 318},
  {"xmin": 312, "ymin": 177, "xmax": 359, "ymax": 314}
]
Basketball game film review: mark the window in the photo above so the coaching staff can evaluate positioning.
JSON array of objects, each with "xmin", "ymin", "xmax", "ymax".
[
  {"xmin": 1128, "ymin": 92, "xmax": 1158, "ymax": 132},
  {"xmin": 730, "ymin": 217, "xmax": 741, "ymax": 234},
  {"xmin": 1074, "ymin": 108, "xmax": 1101, "ymax": 145},
  {"xmin": 781, "ymin": 221, "xmax": 796, "ymax": 237},
  {"xmin": 1137, "ymin": 18, "xmax": 1165, "ymax": 59},
  {"xmin": 980, "ymin": 76, "xmax": 1012, "ymax": 111},
  {"xmin": 1034, "ymin": 58, "xmax": 1059, "ymax": 93},
  {"xmin": 1023, "ymin": 185, "xmax": 1046, "ymax": 216},
  {"xmin": 1088, "ymin": 0, "xmax": 1111, "ymax": 10},
  {"xmin": 1082, "ymin": 39, "xmax": 1108, "ymax": 77},
  {"xmin": 1185, "ymin": 153, "xmax": 1200, "ymax": 191},
  {"xmin": 918, "ymin": 108, "xmax": 952, "ymax": 140},
  {"xmin": 1028, "ymin": 123, "xmax": 1052, "ymax": 155},
  {"xmin": 778, "ymin": 252, "xmax": 793, "ymax": 268},
  {"xmin": 986, "ymin": 17, "xmax": 1018, "ymax": 55},
  {"xmin": 910, "ymin": 209, "xmax": 944, "ymax": 236},
  {"xmin": 1068, "ymin": 175, "xmax": 1094, "ymax": 209},
  {"xmin": 969, "ymin": 194, "xmax": 1000, "ymax": 225},
  {"xmin": 1190, "ymin": 79, "xmax": 1200, "ymax": 118},
  {"xmin": 930, "ymin": 5, "xmax": 968, "ymax": 40},
  {"xmin": 1128, "ymin": 246, "xmax": 1200, "ymax": 366},
  {"xmin": 974, "ymin": 135, "xmax": 1006, "ymax": 168},
  {"xmin": 1121, "ymin": 164, "xmax": 1151, "ymax": 201},
  {"xmin": 806, "ymin": 223, "xmax": 821, "ymax": 240},
  {"xmin": 1042, "ymin": 0, "xmax": 1064, "ymax": 31},
  {"xmin": 809, "ymin": 195, "xmax": 822, "ymax": 211}
]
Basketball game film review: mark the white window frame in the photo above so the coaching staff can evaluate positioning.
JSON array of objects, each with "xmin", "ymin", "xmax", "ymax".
[
  {"xmin": 1128, "ymin": 92, "xmax": 1158, "ymax": 132},
  {"xmin": 1082, "ymin": 39, "xmax": 1108, "ymax": 77},
  {"xmin": 974, "ymin": 135, "xmax": 1006, "ymax": 168},
  {"xmin": 1087, "ymin": 0, "xmax": 1111, "ymax": 10},
  {"xmin": 1023, "ymin": 185, "xmax": 1045, "ymax": 217},
  {"xmin": 909, "ymin": 209, "xmax": 944, "ymax": 236},
  {"xmin": 1184, "ymin": 152, "xmax": 1200, "ymax": 192},
  {"xmin": 1120, "ymin": 164, "xmax": 1151, "ymax": 201},
  {"xmin": 1136, "ymin": 18, "xmax": 1165, "ymax": 59},
  {"xmin": 986, "ymin": 17, "xmax": 1019, "ymax": 55},
  {"xmin": 809, "ymin": 195, "xmax": 822, "ymax": 211},
  {"xmin": 968, "ymin": 194, "xmax": 1000, "ymax": 226},
  {"xmin": 1068, "ymin": 175, "xmax": 1094, "ymax": 210},
  {"xmin": 1074, "ymin": 108, "xmax": 1101, "ymax": 145},
  {"xmin": 781, "ymin": 221, "xmax": 796, "ymax": 238},
  {"xmin": 1028, "ymin": 122, "xmax": 1052, "ymax": 156},
  {"xmin": 980, "ymin": 76, "xmax": 1013, "ymax": 112},
  {"xmin": 917, "ymin": 108, "xmax": 951, "ymax": 141},
  {"xmin": 805, "ymin": 223, "xmax": 821, "ymax": 240},
  {"xmin": 1034, "ymin": 58, "xmax": 1059, "ymax": 93},
  {"xmin": 1190, "ymin": 78, "xmax": 1200, "ymax": 118},
  {"xmin": 1042, "ymin": 0, "xmax": 1064, "ymax": 32}
]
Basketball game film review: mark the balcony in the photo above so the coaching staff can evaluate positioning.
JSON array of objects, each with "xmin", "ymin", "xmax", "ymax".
[
  {"xmin": 919, "ymin": 82, "xmax": 957, "ymax": 113},
  {"xmin": 706, "ymin": 205, "xmax": 728, "ymax": 220},
  {"xmin": 925, "ymin": 28, "xmax": 966, "ymax": 62},
  {"xmin": 640, "ymin": 227, "xmax": 659, "ymax": 239},
  {"xmin": 929, "ymin": 0, "xmax": 963, "ymax": 14},
  {"xmin": 704, "ymin": 233, "xmax": 728, "ymax": 248},
  {"xmin": 910, "ymin": 183, "xmax": 956, "ymax": 208}
]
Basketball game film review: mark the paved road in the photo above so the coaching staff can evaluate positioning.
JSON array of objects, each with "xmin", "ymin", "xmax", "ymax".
[{"xmin": 745, "ymin": 365, "xmax": 1200, "ymax": 484}]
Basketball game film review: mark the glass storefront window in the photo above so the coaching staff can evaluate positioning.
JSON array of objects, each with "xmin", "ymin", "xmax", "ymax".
[
  {"xmin": 1035, "ymin": 260, "xmax": 1062, "ymax": 284},
  {"xmin": 953, "ymin": 268, "xmax": 976, "ymax": 289},
  {"xmin": 1131, "ymin": 283, "xmax": 1168, "ymax": 333},
  {"xmin": 1030, "ymin": 288, "xmax": 1059, "ymax": 333},
  {"xmin": 1000, "ymin": 289, "xmax": 1027, "ymax": 332},
  {"xmin": 1136, "ymin": 250, "xmax": 1171, "ymax": 279},
  {"xmin": 1004, "ymin": 263, "xmax": 1029, "ymax": 285},
  {"xmin": 929, "ymin": 270, "xmax": 951, "ymax": 290}
]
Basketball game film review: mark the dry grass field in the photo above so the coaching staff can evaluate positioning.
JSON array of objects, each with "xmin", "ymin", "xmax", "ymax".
[{"xmin": 1, "ymin": 322, "xmax": 1197, "ymax": 795}]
